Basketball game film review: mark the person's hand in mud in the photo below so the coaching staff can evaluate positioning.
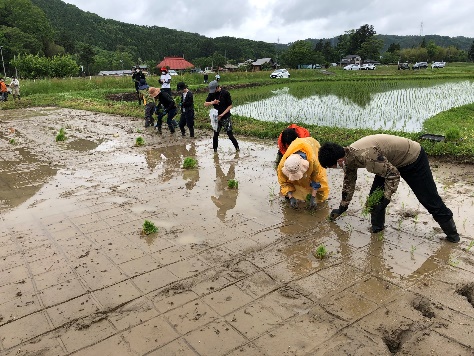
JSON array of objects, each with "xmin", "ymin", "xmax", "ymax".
[
  {"xmin": 288, "ymin": 192, "xmax": 298, "ymax": 209},
  {"xmin": 308, "ymin": 196, "xmax": 317, "ymax": 210}
]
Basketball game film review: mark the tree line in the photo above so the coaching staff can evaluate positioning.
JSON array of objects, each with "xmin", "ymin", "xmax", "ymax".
[{"xmin": 1, "ymin": 0, "xmax": 474, "ymax": 78}]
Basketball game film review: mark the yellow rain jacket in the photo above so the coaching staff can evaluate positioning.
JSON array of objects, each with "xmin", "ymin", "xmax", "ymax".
[{"xmin": 277, "ymin": 137, "xmax": 329, "ymax": 202}]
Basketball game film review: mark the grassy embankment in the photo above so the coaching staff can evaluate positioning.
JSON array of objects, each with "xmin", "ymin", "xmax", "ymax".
[{"xmin": 1, "ymin": 63, "xmax": 474, "ymax": 161}]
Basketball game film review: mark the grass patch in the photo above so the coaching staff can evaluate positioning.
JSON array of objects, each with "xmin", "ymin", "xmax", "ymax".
[
  {"xmin": 183, "ymin": 157, "xmax": 198, "ymax": 169},
  {"xmin": 142, "ymin": 220, "xmax": 158, "ymax": 235}
]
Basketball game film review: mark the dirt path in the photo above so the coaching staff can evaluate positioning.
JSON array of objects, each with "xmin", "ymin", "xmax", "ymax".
[{"xmin": 1, "ymin": 108, "xmax": 473, "ymax": 355}]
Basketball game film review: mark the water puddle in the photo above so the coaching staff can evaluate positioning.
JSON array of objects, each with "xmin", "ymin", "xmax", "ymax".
[{"xmin": 65, "ymin": 138, "xmax": 103, "ymax": 152}]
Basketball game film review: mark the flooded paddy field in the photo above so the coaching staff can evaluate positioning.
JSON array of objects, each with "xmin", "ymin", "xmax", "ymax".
[{"xmin": 1, "ymin": 108, "xmax": 474, "ymax": 355}]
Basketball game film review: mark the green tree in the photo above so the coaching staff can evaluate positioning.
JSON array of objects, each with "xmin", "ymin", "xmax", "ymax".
[
  {"xmin": 49, "ymin": 55, "xmax": 79, "ymax": 77},
  {"xmin": 78, "ymin": 44, "xmax": 95, "ymax": 75},
  {"xmin": 468, "ymin": 41, "xmax": 474, "ymax": 61},
  {"xmin": 387, "ymin": 42, "xmax": 401, "ymax": 53},
  {"xmin": 281, "ymin": 40, "xmax": 314, "ymax": 68},
  {"xmin": 348, "ymin": 24, "xmax": 376, "ymax": 54},
  {"xmin": 359, "ymin": 37, "xmax": 384, "ymax": 60}
]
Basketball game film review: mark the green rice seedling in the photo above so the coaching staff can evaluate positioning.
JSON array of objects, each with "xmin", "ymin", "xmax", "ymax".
[
  {"xmin": 135, "ymin": 136, "xmax": 145, "ymax": 146},
  {"xmin": 228, "ymin": 179, "xmax": 238, "ymax": 189},
  {"xmin": 362, "ymin": 188, "xmax": 384, "ymax": 217},
  {"xmin": 448, "ymin": 258, "xmax": 459, "ymax": 267},
  {"xmin": 410, "ymin": 245, "xmax": 417, "ymax": 254},
  {"xmin": 56, "ymin": 128, "xmax": 67, "ymax": 141},
  {"xmin": 142, "ymin": 220, "xmax": 158, "ymax": 235},
  {"xmin": 378, "ymin": 232, "xmax": 385, "ymax": 241},
  {"xmin": 9, "ymin": 138, "xmax": 16, "ymax": 145},
  {"xmin": 466, "ymin": 240, "xmax": 474, "ymax": 252},
  {"xmin": 313, "ymin": 245, "xmax": 328, "ymax": 259},
  {"xmin": 183, "ymin": 157, "xmax": 198, "ymax": 169},
  {"xmin": 305, "ymin": 193, "xmax": 312, "ymax": 203}
]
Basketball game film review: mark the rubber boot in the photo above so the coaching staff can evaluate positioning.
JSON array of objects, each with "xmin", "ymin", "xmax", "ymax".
[
  {"xmin": 439, "ymin": 218, "xmax": 460, "ymax": 243},
  {"xmin": 370, "ymin": 206, "xmax": 385, "ymax": 233},
  {"xmin": 189, "ymin": 127, "xmax": 194, "ymax": 138}
]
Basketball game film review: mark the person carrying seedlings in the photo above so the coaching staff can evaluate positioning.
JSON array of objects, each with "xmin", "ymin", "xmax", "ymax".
[
  {"xmin": 177, "ymin": 82, "xmax": 195, "ymax": 137},
  {"xmin": 276, "ymin": 124, "xmax": 311, "ymax": 165},
  {"xmin": 204, "ymin": 80, "xmax": 239, "ymax": 153},
  {"xmin": 277, "ymin": 136, "xmax": 329, "ymax": 209},
  {"xmin": 154, "ymin": 87, "xmax": 178, "ymax": 134},
  {"xmin": 143, "ymin": 87, "xmax": 159, "ymax": 128},
  {"xmin": 318, "ymin": 134, "xmax": 460, "ymax": 243}
]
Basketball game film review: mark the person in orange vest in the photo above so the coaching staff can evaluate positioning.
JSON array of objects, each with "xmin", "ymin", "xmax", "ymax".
[
  {"xmin": 276, "ymin": 124, "xmax": 311, "ymax": 165},
  {"xmin": 0, "ymin": 78, "xmax": 8, "ymax": 101}
]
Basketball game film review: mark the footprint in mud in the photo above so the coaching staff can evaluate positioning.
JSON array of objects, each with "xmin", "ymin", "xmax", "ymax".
[
  {"xmin": 456, "ymin": 282, "xmax": 474, "ymax": 307},
  {"xmin": 411, "ymin": 296, "xmax": 436, "ymax": 318}
]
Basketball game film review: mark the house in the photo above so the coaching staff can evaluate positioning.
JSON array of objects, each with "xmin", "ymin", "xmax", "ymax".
[
  {"xmin": 223, "ymin": 63, "xmax": 239, "ymax": 72},
  {"xmin": 98, "ymin": 70, "xmax": 132, "ymax": 76},
  {"xmin": 251, "ymin": 58, "xmax": 276, "ymax": 71},
  {"xmin": 341, "ymin": 55, "xmax": 361, "ymax": 66},
  {"xmin": 156, "ymin": 57, "xmax": 195, "ymax": 71}
]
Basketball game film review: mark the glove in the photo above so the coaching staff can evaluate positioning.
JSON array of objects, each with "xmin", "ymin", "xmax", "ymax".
[
  {"xmin": 329, "ymin": 205, "xmax": 348, "ymax": 221},
  {"xmin": 308, "ymin": 196, "xmax": 317, "ymax": 209},
  {"xmin": 289, "ymin": 197, "xmax": 298, "ymax": 209}
]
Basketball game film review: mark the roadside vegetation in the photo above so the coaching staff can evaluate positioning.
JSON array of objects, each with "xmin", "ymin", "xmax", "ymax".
[{"xmin": 2, "ymin": 63, "xmax": 474, "ymax": 162}]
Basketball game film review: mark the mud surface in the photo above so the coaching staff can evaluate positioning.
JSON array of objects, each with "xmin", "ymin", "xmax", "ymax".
[{"xmin": 1, "ymin": 108, "xmax": 474, "ymax": 355}]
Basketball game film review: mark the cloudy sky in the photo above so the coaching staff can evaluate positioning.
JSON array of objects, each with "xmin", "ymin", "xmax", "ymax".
[{"xmin": 62, "ymin": 0, "xmax": 473, "ymax": 43}]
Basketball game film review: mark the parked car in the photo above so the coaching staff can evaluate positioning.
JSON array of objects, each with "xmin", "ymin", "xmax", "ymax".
[
  {"xmin": 412, "ymin": 62, "xmax": 428, "ymax": 70},
  {"xmin": 360, "ymin": 63, "xmax": 376, "ymax": 70},
  {"xmin": 168, "ymin": 70, "xmax": 178, "ymax": 76},
  {"xmin": 431, "ymin": 61, "xmax": 446, "ymax": 68},
  {"xmin": 270, "ymin": 69, "xmax": 290, "ymax": 78},
  {"xmin": 343, "ymin": 64, "xmax": 360, "ymax": 70},
  {"xmin": 398, "ymin": 62, "xmax": 410, "ymax": 70}
]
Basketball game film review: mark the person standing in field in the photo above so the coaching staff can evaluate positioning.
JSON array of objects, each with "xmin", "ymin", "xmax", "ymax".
[
  {"xmin": 155, "ymin": 87, "xmax": 178, "ymax": 134},
  {"xmin": 9, "ymin": 77, "xmax": 20, "ymax": 100},
  {"xmin": 204, "ymin": 81, "xmax": 239, "ymax": 153},
  {"xmin": 159, "ymin": 67, "xmax": 172, "ymax": 95},
  {"xmin": 143, "ymin": 86, "xmax": 158, "ymax": 128},
  {"xmin": 132, "ymin": 67, "xmax": 145, "ymax": 104},
  {"xmin": 0, "ymin": 78, "xmax": 8, "ymax": 101},
  {"xmin": 177, "ymin": 82, "xmax": 195, "ymax": 138}
]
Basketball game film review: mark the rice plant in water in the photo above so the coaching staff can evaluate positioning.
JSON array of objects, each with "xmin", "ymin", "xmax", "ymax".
[
  {"xmin": 9, "ymin": 138, "xmax": 16, "ymax": 145},
  {"xmin": 142, "ymin": 220, "xmax": 158, "ymax": 235},
  {"xmin": 183, "ymin": 157, "xmax": 198, "ymax": 169},
  {"xmin": 313, "ymin": 245, "xmax": 328, "ymax": 259},
  {"xmin": 228, "ymin": 179, "xmax": 238, "ymax": 189},
  {"xmin": 56, "ymin": 128, "xmax": 67, "ymax": 141},
  {"xmin": 135, "ymin": 136, "xmax": 145, "ymax": 146}
]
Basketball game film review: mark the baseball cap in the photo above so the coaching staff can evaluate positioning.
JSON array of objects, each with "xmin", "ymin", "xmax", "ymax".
[{"xmin": 208, "ymin": 80, "xmax": 219, "ymax": 93}]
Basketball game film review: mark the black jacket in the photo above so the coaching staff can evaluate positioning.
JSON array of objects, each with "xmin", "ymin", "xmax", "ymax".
[
  {"xmin": 180, "ymin": 90, "xmax": 194, "ymax": 113},
  {"xmin": 157, "ymin": 91, "xmax": 176, "ymax": 110}
]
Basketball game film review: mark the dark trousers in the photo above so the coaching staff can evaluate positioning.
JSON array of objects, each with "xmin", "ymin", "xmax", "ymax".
[
  {"xmin": 157, "ymin": 107, "xmax": 178, "ymax": 132},
  {"xmin": 213, "ymin": 130, "xmax": 239, "ymax": 151},
  {"xmin": 144, "ymin": 102, "xmax": 156, "ymax": 127},
  {"xmin": 369, "ymin": 147, "xmax": 453, "ymax": 224},
  {"xmin": 179, "ymin": 110, "xmax": 195, "ymax": 137}
]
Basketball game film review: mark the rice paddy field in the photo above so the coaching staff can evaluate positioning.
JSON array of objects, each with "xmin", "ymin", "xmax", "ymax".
[{"xmin": 2, "ymin": 62, "xmax": 474, "ymax": 160}]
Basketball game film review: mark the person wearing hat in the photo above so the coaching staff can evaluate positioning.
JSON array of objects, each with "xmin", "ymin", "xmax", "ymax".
[
  {"xmin": 318, "ymin": 134, "xmax": 460, "ymax": 242},
  {"xmin": 204, "ymin": 80, "xmax": 239, "ymax": 153},
  {"xmin": 277, "ymin": 137, "xmax": 329, "ymax": 209},
  {"xmin": 177, "ymin": 82, "xmax": 195, "ymax": 137},
  {"xmin": 159, "ymin": 67, "xmax": 172, "ymax": 95},
  {"xmin": 154, "ymin": 87, "xmax": 178, "ymax": 134},
  {"xmin": 143, "ymin": 87, "xmax": 159, "ymax": 127}
]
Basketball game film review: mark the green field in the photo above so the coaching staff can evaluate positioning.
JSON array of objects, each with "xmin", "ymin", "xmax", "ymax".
[{"xmin": 2, "ymin": 62, "xmax": 474, "ymax": 161}]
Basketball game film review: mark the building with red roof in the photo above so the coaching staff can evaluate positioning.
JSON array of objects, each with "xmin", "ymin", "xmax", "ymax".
[{"xmin": 157, "ymin": 57, "xmax": 195, "ymax": 71}]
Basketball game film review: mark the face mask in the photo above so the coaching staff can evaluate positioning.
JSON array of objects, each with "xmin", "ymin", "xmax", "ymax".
[{"xmin": 161, "ymin": 72, "xmax": 166, "ymax": 75}]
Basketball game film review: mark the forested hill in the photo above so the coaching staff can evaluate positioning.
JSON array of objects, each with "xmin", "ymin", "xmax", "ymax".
[{"xmin": 29, "ymin": 0, "xmax": 279, "ymax": 61}]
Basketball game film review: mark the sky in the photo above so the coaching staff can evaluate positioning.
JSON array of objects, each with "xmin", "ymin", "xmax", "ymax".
[{"xmin": 62, "ymin": 0, "xmax": 474, "ymax": 44}]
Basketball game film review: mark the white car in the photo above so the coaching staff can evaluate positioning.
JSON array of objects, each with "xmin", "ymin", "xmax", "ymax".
[
  {"xmin": 270, "ymin": 69, "xmax": 290, "ymax": 78},
  {"xmin": 360, "ymin": 63, "xmax": 376, "ymax": 70},
  {"xmin": 431, "ymin": 62, "xmax": 446, "ymax": 68},
  {"xmin": 343, "ymin": 64, "xmax": 360, "ymax": 70},
  {"xmin": 168, "ymin": 70, "xmax": 178, "ymax": 76}
]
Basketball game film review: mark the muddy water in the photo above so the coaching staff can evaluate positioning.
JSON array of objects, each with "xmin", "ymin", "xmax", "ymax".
[{"xmin": 1, "ymin": 108, "xmax": 473, "ymax": 355}]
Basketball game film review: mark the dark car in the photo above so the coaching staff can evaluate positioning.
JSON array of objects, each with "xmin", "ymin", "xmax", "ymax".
[
  {"xmin": 398, "ymin": 62, "xmax": 410, "ymax": 70},
  {"xmin": 412, "ymin": 62, "xmax": 428, "ymax": 70}
]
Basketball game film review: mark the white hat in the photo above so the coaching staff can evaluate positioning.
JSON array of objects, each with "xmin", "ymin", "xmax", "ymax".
[{"xmin": 282, "ymin": 154, "xmax": 309, "ymax": 181}]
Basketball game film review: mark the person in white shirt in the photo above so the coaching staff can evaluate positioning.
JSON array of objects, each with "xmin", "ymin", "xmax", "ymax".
[
  {"xmin": 159, "ymin": 67, "xmax": 172, "ymax": 94},
  {"xmin": 10, "ymin": 77, "xmax": 20, "ymax": 100}
]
